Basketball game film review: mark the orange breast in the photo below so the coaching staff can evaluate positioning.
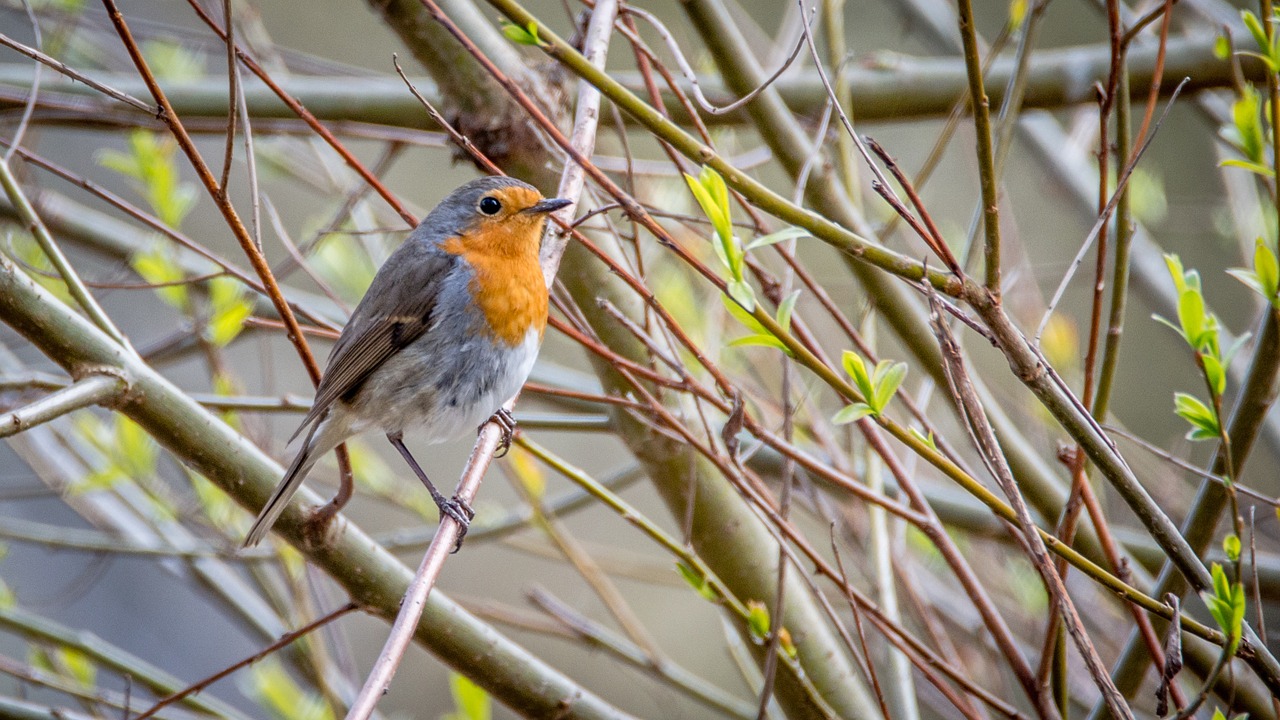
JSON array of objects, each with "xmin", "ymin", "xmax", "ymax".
[{"xmin": 442, "ymin": 237, "xmax": 548, "ymax": 347}]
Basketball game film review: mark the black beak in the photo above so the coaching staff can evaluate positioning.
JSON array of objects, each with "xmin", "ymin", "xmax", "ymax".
[{"xmin": 526, "ymin": 197, "xmax": 572, "ymax": 214}]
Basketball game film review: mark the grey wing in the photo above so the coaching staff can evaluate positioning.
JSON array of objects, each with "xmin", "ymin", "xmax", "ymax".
[{"xmin": 290, "ymin": 246, "xmax": 459, "ymax": 439}]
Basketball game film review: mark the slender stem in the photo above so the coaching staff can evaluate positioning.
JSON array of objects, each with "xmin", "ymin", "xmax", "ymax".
[
  {"xmin": 345, "ymin": 2, "xmax": 616, "ymax": 716},
  {"xmin": 99, "ymin": 0, "xmax": 323, "ymax": 386},
  {"xmin": 0, "ymin": 157, "xmax": 129, "ymax": 347},
  {"xmin": 954, "ymin": 0, "xmax": 1003, "ymax": 294},
  {"xmin": 132, "ymin": 603, "xmax": 359, "ymax": 720},
  {"xmin": 822, "ymin": 0, "xmax": 860, "ymax": 205},
  {"xmin": 0, "ymin": 373, "xmax": 125, "ymax": 438}
]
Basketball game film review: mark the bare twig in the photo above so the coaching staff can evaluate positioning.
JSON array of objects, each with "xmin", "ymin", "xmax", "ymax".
[
  {"xmin": 1035, "ymin": 78, "xmax": 1189, "ymax": 342},
  {"xmin": 344, "ymin": 2, "xmax": 617, "ymax": 717},
  {"xmin": 928, "ymin": 291, "xmax": 1134, "ymax": 720},
  {"xmin": 131, "ymin": 602, "xmax": 359, "ymax": 720},
  {"xmin": 624, "ymin": 6, "xmax": 811, "ymax": 116}
]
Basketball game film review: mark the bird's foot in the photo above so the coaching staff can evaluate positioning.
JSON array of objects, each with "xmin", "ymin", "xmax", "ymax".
[
  {"xmin": 483, "ymin": 408, "xmax": 517, "ymax": 458},
  {"xmin": 436, "ymin": 495, "xmax": 475, "ymax": 553}
]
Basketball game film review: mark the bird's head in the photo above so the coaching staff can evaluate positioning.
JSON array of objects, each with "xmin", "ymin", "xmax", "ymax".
[{"xmin": 427, "ymin": 176, "xmax": 570, "ymax": 257}]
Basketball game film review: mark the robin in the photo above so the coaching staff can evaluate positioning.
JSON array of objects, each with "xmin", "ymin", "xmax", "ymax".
[{"xmin": 243, "ymin": 176, "xmax": 570, "ymax": 548}]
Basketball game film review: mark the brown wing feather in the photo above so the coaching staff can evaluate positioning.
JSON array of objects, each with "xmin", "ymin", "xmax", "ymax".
[{"xmin": 291, "ymin": 248, "xmax": 458, "ymax": 439}]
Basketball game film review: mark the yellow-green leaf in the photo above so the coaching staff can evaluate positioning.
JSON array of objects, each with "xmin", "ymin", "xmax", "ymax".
[
  {"xmin": 746, "ymin": 600, "xmax": 770, "ymax": 642},
  {"xmin": 448, "ymin": 672, "xmax": 491, "ymax": 720}
]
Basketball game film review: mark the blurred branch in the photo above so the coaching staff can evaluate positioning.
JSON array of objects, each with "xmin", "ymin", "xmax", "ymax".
[
  {"xmin": 674, "ymin": 0, "xmax": 1110, "ymax": 570},
  {"xmin": 0, "ymin": 249, "xmax": 630, "ymax": 719},
  {"xmin": 0, "ymin": 150, "xmax": 128, "ymax": 347},
  {"xmin": 0, "ymin": 604, "xmax": 251, "ymax": 718},
  {"xmin": 0, "ymin": 35, "xmax": 1263, "ymax": 124}
]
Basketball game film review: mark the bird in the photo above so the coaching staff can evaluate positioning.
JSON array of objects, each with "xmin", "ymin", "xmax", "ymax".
[{"xmin": 243, "ymin": 176, "xmax": 570, "ymax": 548}]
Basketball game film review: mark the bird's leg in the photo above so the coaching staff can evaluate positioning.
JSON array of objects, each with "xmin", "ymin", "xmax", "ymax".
[
  {"xmin": 387, "ymin": 432, "xmax": 473, "ymax": 552},
  {"xmin": 311, "ymin": 442, "xmax": 354, "ymax": 532},
  {"xmin": 482, "ymin": 408, "xmax": 517, "ymax": 458}
]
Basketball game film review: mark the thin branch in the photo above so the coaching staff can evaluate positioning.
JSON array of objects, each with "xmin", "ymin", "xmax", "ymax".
[
  {"xmin": 1035, "ymin": 78, "xmax": 1189, "ymax": 342},
  {"xmin": 0, "ymin": 31, "xmax": 155, "ymax": 112},
  {"xmin": 930, "ymin": 291, "xmax": 1133, "ymax": 720},
  {"xmin": 0, "ymin": 155, "xmax": 131, "ymax": 347},
  {"xmin": 624, "ymin": 6, "xmax": 810, "ymax": 116},
  {"xmin": 132, "ymin": 602, "xmax": 359, "ymax": 720},
  {"xmin": 344, "ymin": 2, "xmax": 617, "ymax": 716},
  {"xmin": 0, "ymin": 373, "xmax": 126, "ymax": 439}
]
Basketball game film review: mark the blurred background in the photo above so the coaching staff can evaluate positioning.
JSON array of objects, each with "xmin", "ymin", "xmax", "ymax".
[{"xmin": 0, "ymin": 0, "xmax": 1277, "ymax": 718}]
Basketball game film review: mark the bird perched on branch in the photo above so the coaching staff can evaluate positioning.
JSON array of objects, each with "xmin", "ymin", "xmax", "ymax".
[{"xmin": 244, "ymin": 176, "xmax": 570, "ymax": 548}]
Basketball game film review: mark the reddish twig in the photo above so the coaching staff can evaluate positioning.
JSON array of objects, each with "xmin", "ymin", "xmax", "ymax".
[{"xmin": 131, "ymin": 602, "xmax": 358, "ymax": 720}]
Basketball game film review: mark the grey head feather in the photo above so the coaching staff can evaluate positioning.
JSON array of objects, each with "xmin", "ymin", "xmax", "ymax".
[{"xmin": 413, "ymin": 176, "xmax": 539, "ymax": 243}]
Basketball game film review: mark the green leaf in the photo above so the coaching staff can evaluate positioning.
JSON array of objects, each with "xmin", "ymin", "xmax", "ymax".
[
  {"xmin": 132, "ymin": 244, "xmax": 189, "ymax": 310},
  {"xmin": 312, "ymin": 233, "xmax": 376, "ymax": 302},
  {"xmin": 871, "ymin": 360, "xmax": 907, "ymax": 414},
  {"xmin": 207, "ymin": 277, "xmax": 252, "ymax": 347},
  {"xmin": 683, "ymin": 172, "xmax": 722, "ymax": 241},
  {"xmin": 744, "ymin": 226, "xmax": 810, "ymax": 251},
  {"xmin": 710, "ymin": 231, "xmax": 731, "ymax": 271},
  {"xmin": 1177, "ymin": 287, "xmax": 1208, "ymax": 350},
  {"xmin": 1164, "ymin": 253, "xmax": 1188, "ymax": 294},
  {"xmin": 1255, "ymin": 238, "xmax": 1280, "ymax": 296},
  {"xmin": 699, "ymin": 166, "xmax": 731, "ymax": 244},
  {"xmin": 728, "ymin": 334, "xmax": 791, "ymax": 353},
  {"xmin": 1228, "ymin": 268, "xmax": 1271, "ymax": 298},
  {"xmin": 726, "ymin": 279, "xmax": 756, "ymax": 312},
  {"xmin": 98, "ymin": 131, "xmax": 196, "ymax": 228},
  {"xmin": 142, "ymin": 40, "xmax": 204, "ymax": 82},
  {"xmin": 1231, "ymin": 238, "xmax": 1280, "ymax": 307},
  {"xmin": 1230, "ymin": 86, "xmax": 1268, "ymax": 163},
  {"xmin": 116, "ymin": 415, "xmax": 158, "ymax": 477},
  {"xmin": 501, "ymin": 20, "xmax": 541, "ymax": 46},
  {"xmin": 909, "ymin": 426, "xmax": 938, "ymax": 450},
  {"xmin": 1224, "ymin": 534, "xmax": 1241, "ymax": 562},
  {"xmin": 1152, "ymin": 314, "xmax": 1184, "ymax": 340},
  {"xmin": 29, "ymin": 647, "xmax": 54, "ymax": 675},
  {"xmin": 1214, "ymin": 35, "xmax": 1231, "ymax": 60},
  {"xmin": 55, "ymin": 648, "xmax": 96, "ymax": 687},
  {"xmin": 841, "ymin": 350, "xmax": 870, "ymax": 393},
  {"xmin": 1174, "ymin": 392, "xmax": 1221, "ymax": 441},
  {"xmin": 1243, "ymin": 11, "xmax": 1274, "ymax": 63},
  {"xmin": 1243, "ymin": 11, "xmax": 1269, "ymax": 47},
  {"xmin": 249, "ymin": 660, "xmax": 334, "ymax": 720},
  {"xmin": 776, "ymin": 290, "xmax": 800, "ymax": 333},
  {"xmin": 832, "ymin": 403, "xmax": 874, "ymax": 424},
  {"xmin": 1219, "ymin": 158, "xmax": 1276, "ymax": 177},
  {"xmin": 1202, "ymin": 563, "xmax": 1245, "ymax": 653},
  {"xmin": 447, "ymin": 673, "xmax": 491, "ymax": 720},
  {"xmin": 1008, "ymin": 0, "xmax": 1028, "ymax": 28},
  {"xmin": 722, "ymin": 295, "xmax": 767, "ymax": 334},
  {"xmin": 1203, "ymin": 353, "xmax": 1227, "ymax": 397},
  {"xmin": 684, "ymin": 168, "xmax": 739, "ymax": 279},
  {"xmin": 746, "ymin": 600, "xmax": 770, "ymax": 643},
  {"xmin": 676, "ymin": 562, "xmax": 718, "ymax": 601}
]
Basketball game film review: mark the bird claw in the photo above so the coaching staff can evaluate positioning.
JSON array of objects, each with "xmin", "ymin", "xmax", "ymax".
[
  {"xmin": 437, "ymin": 496, "xmax": 475, "ymax": 553},
  {"xmin": 483, "ymin": 408, "xmax": 517, "ymax": 458}
]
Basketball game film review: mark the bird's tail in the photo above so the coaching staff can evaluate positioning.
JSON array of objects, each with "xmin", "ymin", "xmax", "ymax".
[{"xmin": 242, "ymin": 414, "xmax": 347, "ymax": 548}]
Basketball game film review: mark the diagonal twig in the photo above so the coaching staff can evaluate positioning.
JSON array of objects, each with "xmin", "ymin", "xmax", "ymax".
[
  {"xmin": 927, "ymin": 289, "xmax": 1135, "ymax": 720},
  {"xmin": 343, "ymin": 2, "xmax": 618, "ymax": 717}
]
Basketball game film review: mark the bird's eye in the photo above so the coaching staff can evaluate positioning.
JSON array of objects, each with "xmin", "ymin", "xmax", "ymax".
[{"xmin": 478, "ymin": 196, "xmax": 502, "ymax": 215}]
